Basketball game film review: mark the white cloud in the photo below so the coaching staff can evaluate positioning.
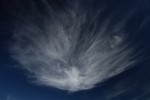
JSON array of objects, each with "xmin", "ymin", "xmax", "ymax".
[{"xmin": 11, "ymin": 0, "xmax": 137, "ymax": 92}]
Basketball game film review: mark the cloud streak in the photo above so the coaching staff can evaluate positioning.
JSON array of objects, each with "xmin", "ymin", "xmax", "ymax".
[{"xmin": 11, "ymin": 0, "xmax": 138, "ymax": 92}]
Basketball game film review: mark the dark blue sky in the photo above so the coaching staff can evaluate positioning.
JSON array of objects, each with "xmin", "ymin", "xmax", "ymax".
[{"xmin": 0, "ymin": 0, "xmax": 150, "ymax": 100}]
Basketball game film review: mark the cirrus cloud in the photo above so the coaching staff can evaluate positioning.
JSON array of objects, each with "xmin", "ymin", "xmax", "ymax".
[{"xmin": 11, "ymin": 0, "xmax": 138, "ymax": 92}]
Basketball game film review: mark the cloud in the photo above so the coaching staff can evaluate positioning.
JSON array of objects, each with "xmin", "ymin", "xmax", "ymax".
[
  {"xmin": 10, "ymin": 0, "xmax": 139, "ymax": 92},
  {"xmin": 105, "ymin": 61, "xmax": 150, "ymax": 100},
  {"xmin": 6, "ymin": 95, "xmax": 19, "ymax": 100}
]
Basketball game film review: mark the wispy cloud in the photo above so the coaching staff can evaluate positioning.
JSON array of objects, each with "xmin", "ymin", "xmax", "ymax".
[
  {"xmin": 105, "ymin": 62, "xmax": 150, "ymax": 100},
  {"xmin": 10, "ymin": 0, "xmax": 139, "ymax": 92},
  {"xmin": 6, "ymin": 95, "xmax": 19, "ymax": 100}
]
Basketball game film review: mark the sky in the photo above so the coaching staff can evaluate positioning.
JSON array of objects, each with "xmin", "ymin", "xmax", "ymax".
[{"xmin": 0, "ymin": 0, "xmax": 150, "ymax": 100}]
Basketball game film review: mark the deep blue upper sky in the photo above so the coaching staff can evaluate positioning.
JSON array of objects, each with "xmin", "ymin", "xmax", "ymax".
[{"xmin": 0, "ymin": 0, "xmax": 150, "ymax": 100}]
